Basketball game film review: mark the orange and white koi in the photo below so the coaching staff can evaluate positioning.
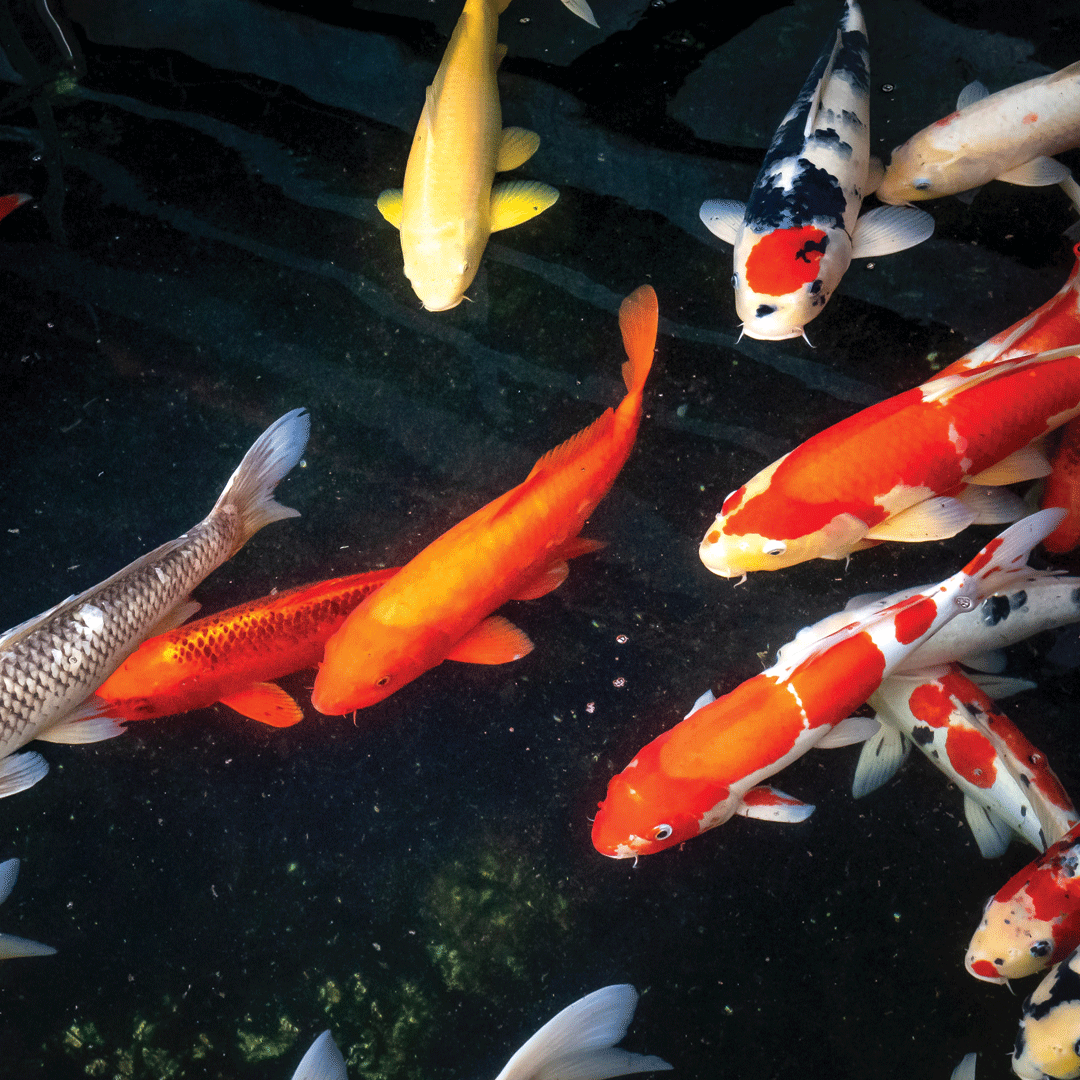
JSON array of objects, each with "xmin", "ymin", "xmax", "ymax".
[
  {"xmin": 376, "ymin": 0, "xmax": 574, "ymax": 312},
  {"xmin": 699, "ymin": 1, "xmax": 932, "ymax": 342},
  {"xmin": 310, "ymin": 286, "xmax": 657, "ymax": 715},
  {"xmin": 854, "ymin": 664, "xmax": 1078, "ymax": 857},
  {"xmin": 87, "ymin": 569, "xmax": 398, "ymax": 729},
  {"xmin": 591, "ymin": 510, "xmax": 1063, "ymax": 860},
  {"xmin": 878, "ymin": 61, "xmax": 1080, "ymax": 206},
  {"xmin": 1013, "ymin": 945, "xmax": 1080, "ymax": 1080},
  {"xmin": 967, "ymin": 821, "xmax": 1080, "ymax": 986},
  {"xmin": 0, "ymin": 858, "xmax": 54, "ymax": 961},
  {"xmin": 0, "ymin": 410, "xmax": 309, "ymax": 798}
]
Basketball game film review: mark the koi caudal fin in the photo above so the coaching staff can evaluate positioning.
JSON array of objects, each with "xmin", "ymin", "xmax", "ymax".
[
  {"xmin": 619, "ymin": 285, "xmax": 658, "ymax": 396},
  {"xmin": 211, "ymin": 408, "xmax": 311, "ymax": 549},
  {"xmin": 492, "ymin": 985, "xmax": 672, "ymax": 1080},
  {"xmin": 960, "ymin": 508, "xmax": 1067, "ymax": 601}
]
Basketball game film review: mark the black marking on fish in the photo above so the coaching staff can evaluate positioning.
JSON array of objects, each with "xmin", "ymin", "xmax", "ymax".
[
  {"xmin": 756, "ymin": 304, "xmax": 777, "ymax": 317},
  {"xmin": 746, "ymin": 160, "xmax": 847, "ymax": 231},
  {"xmin": 1072, "ymin": 587, "xmax": 1080, "ymax": 608},
  {"xmin": 796, "ymin": 235, "xmax": 829, "ymax": 263},
  {"xmin": 1025, "ymin": 958, "xmax": 1080, "ymax": 1020},
  {"xmin": 911, "ymin": 725, "xmax": 934, "ymax": 747},
  {"xmin": 812, "ymin": 127, "xmax": 853, "ymax": 156},
  {"xmin": 983, "ymin": 595, "xmax": 1011, "ymax": 626},
  {"xmin": 809, "ymin": 279, "xmax": 824, "ymax": 294},
  {"xmin": 832, "ymin": 27, "xmax": 870, "ymax": 94},
  {"xmin": 1011, "ymin": 590, "xmax": 1028, "ymax": 610}
]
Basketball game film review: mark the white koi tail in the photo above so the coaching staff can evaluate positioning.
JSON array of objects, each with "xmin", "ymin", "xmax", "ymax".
[
  {"xmin": 960, "ymin": 509, "xmax": 1067, "ymax": 602},
  {"xmin": 212, "ymin": 408, "xmax": 310, "ymax": 548},
  {"xmin": 492, "ymin": 985, "xmax": 672, "ymax": 1080}
]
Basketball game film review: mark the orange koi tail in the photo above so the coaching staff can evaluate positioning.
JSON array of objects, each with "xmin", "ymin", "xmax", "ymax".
[{"xmin": 619, "ymin": 285, "xmax": 658, "ymax": 395}]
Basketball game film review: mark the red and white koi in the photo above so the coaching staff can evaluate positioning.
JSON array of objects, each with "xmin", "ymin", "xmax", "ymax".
[
  {"xmin": 699, "ymin": 1, "xmax": 932, "ymax": 342},
  {"xmin": 878, "ymin": 61, "xmax": 1080, "ymax": 206},
  {"xmin": 1013, "ymin": 945, "xmax": 1080, "ymax": 1080},
  {"xmin": 591, "ymin": 510, "xmax": 1062, "ymax": 860},
  {"xmin": 966, "ymin": 821, "xmax": 1080, "ymax": 985},
  {"xmin": 854, "ymin": 664, "xmax": 1078, "ymax": 857}
]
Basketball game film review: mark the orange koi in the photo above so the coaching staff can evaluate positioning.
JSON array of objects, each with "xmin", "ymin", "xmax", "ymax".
[
  {"xmin": 310, "ymin": 285, "xmax": 658, "ymax": 715},
  {"xmin": 89, "ymin": 570, "xmax": 397, "ymax": 728},
  {"xmin": 699, "ymin": 247, "xmax": 1080, "ymax": 578},
  {"xmin": 1042, "ymin": 416, "xmax": 1080, "ymax": 554},
  {"xmin": 592, "ymin": 510, "xmax": 1063, "ymax": 861}
]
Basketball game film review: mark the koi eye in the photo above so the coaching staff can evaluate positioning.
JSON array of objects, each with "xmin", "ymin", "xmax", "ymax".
[
  {"xmin": 375, "ymin": 675, "xmax": 391, "ymax": 687},
  {"xmin": 731, "ymin": 273, "xmax": 739, "ymax": 288},
  {"xmin": 764, "ymin": 542, "xmax": 787, "ymax": 557},
  {"xmin": 955, "ymin": 596, "xmax": 973, "ymax": 610},
  {"xmin": 914, "ymin": 179, "xmax": 931, "ymax": 191},
  {"xmin": 653, "ymin": 824, "xmax": 673, "ymax": 841},
  {"xmin": 1030, "ymin": 940, "xmax": 1053, "ymax": 958}
]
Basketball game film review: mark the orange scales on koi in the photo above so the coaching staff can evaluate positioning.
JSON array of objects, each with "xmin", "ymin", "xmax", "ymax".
[
  {"xmin": 87, "ymin": 569, "xmax": 399, "ymax": 728},
  {"xmin": 592, "ymin": 510, "xmax": 1064, "ymax": 860},
  {"xmin": 310, "ymin": 285, "xmax": 658, "ymax": 714}
]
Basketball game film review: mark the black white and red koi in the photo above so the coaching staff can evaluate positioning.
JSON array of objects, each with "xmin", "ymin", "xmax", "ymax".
[
  {"xmin": 1013, "ymin": 944, "xmax": 1080, "ymax": 1080},
  {"xmin": 699, "ymin": 1, "xmax": 932, "ymax": 342},
  {"xmin": 591, "ymin": 510, "xmax": 1062, "ymax": 860},
  {"xmin": 967, "ymin": 822, "xmax": 1080, "ymax": 986},
  {"xmin": 0, "ymin": 409, "xmax": 309, "ymax": 798}
]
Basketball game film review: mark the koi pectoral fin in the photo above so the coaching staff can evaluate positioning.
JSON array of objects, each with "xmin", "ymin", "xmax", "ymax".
[
  {"xmin": 849, "ymin": 205, "xmax": 934, "ymax": 259},
  {"xmin": 445, "ymin": 616, "xmax": 533, "ymax": 665},
  {"xmin": 0, "ymin": 752, "xmax": 49, "ymax": 799},
  {"xmin": 220, "ymin": 683, "xmax": 303, "ymax": 727},
  {"xmin": 376, "ymin": 188, "xmax": 403, "ymax": 229},
  {"xmin": 489, "ymin": 180, "xmax": 559, "ymax": 232},
  {"xmin": 735, "ymin": 786, "xmax": 815, "ymax": 823},
  {"xmin": 512, "ymin": 561, "xmax": 569, "ymax": 601},
  {"xmin": 864, "ymin": 496, "xmax": 975, "ymax": 542},
  {"xmin": 968, "ymin": 444, "xmax": 1052, "ymax": 486}
]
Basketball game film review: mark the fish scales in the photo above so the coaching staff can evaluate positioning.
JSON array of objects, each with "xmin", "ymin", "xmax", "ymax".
[{"xmin": 1, "ymin": 512, "xmax": 240, "ymax": 753}]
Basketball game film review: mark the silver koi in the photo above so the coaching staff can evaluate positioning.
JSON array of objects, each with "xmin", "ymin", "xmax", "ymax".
[{"xmin": 0, "ymin": 408, "xmax": 310, "ymax": 797}]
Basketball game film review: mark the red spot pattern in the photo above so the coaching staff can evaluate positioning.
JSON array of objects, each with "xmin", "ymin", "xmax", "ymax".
[
  {"xmin": 744, "ymin": 226, "xmax": 827, "ymax": 296},
  {"xmin": 892, "ymin": 596, "xmax": 938, "ymax": 644},
  {"xmin": 1022, "ymin": 112, "xmax": 1039, "ymax": 124},
  {"xmin": 944, "ymin": 725, "xmax": 998, "ymax": 788},
  {"xmin": 934, "ymin": 111, "xmax": 961, "ymax": 127},
  {"xmin": 969, "ymin": 959, "xmax": 1001, "ymax": 980},
  {"xmin": 907, "ymin": 681, "xmax": 954, "ymax": 727},
  {"xmin": 722, "ymin": 486, "xmax": 746, "ymax": 515},
  {"xmin": 963, "ymin": 536, "xmax": 1004, "ymax": 576}
]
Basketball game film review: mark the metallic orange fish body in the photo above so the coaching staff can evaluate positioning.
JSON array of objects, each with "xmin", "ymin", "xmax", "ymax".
[
  {"xmin": 592, "ymin": 511, "xmax": 1063, "ymax": 860},
  {"xmin": 310, "ymin": 286, "xmax": 659, "ymax": 715},
  {"xmin": 92, "ymin": 569, "xmax": 397, "ymax": 727}
]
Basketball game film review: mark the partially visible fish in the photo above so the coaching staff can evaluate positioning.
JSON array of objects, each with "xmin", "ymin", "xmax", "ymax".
[
  {"xmin": 1043, "ymin": 418, "xmax": 1080, "ymax": 554},
  {"xmin": 1013, "ymin": 945, "xmax": 1080, "ymax": 1080},
  {"xmin": 0, "ymin": 858, "xmax": 55, "ymax": 961},
  {"xmin": 0, "ymin": 408, "xmax": 310, "ymax": 797},
  {"xmin": 288, "ymin": 985, "xmax": 671, "ymax": 1080},
  {"xmin": 878, "ymin": 62, "xmax": 1080, "ymax": 206},
  {"xmin": 89, "ymin": 568, "xmax": 399, "ymax": 729},
  {"xmin": 699, "ymin": 1, "xmax": 932, "ymax": 341},
  {"xmin": 967, "ymin": 822, "xmax": 1080, "ymax": 985},
  {"xmin": 0, "ymin": 193, "xmax": 30, "ymax": 224},
  {"xmin": 591, "ymin": 511, "xmax": 1063, "ymax": 861}
]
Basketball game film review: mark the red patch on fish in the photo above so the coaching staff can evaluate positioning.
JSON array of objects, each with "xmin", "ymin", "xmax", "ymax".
[
  {"xmin": 1025, "ymin": 863, "xmax": 1077, "ymax": 923},
  {"xmin": 745, "ymin": 226, "xmax": 828, "ymax": 295},
  {"xmin": 722, "ymin": 486, "xmax": 746, "ymax": 515},
  {"xmin": 964, "ymin": 536, "xmax": 1004, "ymax": 575},
  {"xmin": 945, "ymin": 726, "xmax": 998, "ymax": 788},
  {"xmin": 907, "ymin": 681, "xmax": 953, "ymax": 727},
  {"xmin": 892, "ymin": 596, "xmax": 938, "ymax": 644},
  {"xmin": 969, "ymin": 959, "xmax": 1001, "ymax": 980},
  {"xmin": 934, "ymin": 111, "xmax": 961, "ymax": 127},
  {"xmin": 1022, "ymin": 112, "xmax": 1039, "ymax": 124}
]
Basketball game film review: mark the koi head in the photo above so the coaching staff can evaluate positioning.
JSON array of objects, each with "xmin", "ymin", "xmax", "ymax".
[
  {"xmin": 877, "ymin": 141, "xmax": 968, "ymax": 204},
  {"xmin": 401, "ymin": 222, "xmax": 483, "ymax": 312},
  {"xmin": 966, "ymin": 896, "xmax": 1058, "ymax": 984},
  {"xmin": 591, "ymin": 742, "xmax": 733, "ymax": 859},
  {"xmin": 732, "ymin": 224, "xmax": 850, "ymax": 341}
]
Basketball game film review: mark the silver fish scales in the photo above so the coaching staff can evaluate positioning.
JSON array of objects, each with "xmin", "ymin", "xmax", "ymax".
[{"xmin": 0, "ymin": 407, "xmax": 310, "ymax": 797}]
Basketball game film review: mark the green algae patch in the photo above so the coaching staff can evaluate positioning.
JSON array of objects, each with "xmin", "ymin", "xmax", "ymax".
[{"xmin": 424, "ymin": 840, "xmax": 572, "ymax": 995}]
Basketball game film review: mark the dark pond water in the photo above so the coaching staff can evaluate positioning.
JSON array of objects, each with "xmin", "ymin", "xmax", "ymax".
[{"xmin": 2, "ymin": 1, "xmax": 1080, "ymax": 1077}]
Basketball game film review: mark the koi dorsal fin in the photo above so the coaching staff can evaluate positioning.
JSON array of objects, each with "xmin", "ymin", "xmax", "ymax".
[
  {"xmin": 803, "ymin": 28, "xmax": 842, "ymax": 139},
  {"xmin": 619, "ymin": 285, "xmax": 658, "ymax": 394},
  {"xmin": 523, "ymin": 408, "xmax": 618, "ymax": 485}
]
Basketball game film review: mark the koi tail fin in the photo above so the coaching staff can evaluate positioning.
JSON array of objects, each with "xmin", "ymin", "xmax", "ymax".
[
  {"xmin": 619, "ymin": 286, "xmax": 658, "ymax": 396},
  {"xmin": 493, "ymin": 985, "xmax": 672, "ymax": 1080},
  {"xmin": 213, "ymin": 408, "xmax": 311, "ymax": 547},
  {"xmin": 960, "ymin": 508, "xmax": 1067, "ymax": 601},
  {"xmin": 0, "ymin": 860, "xmax": 56, "ymax": 959},
  {"xmin": 289, "ymin": 1030, "xmax": 347, "ymax": 1080},
  {"xmin": 560, "ymin": 0, "xmax": 599, "ymax": 27}
]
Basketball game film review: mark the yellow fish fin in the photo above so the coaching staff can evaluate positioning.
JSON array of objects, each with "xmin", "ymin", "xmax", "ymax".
[
  {"xmin": 490, "ymin": 180, "xmax": 559, "ymax": 232},
  {"xmin": 864, "ymin": 496, "xmax": 974, "ymax": 542},
  {"xmin": 496, "ymin": 127, "xmax": 541, "ymax": 172},
  {"xmin": 445, "ymin": 616, "xmax": 533, "ymax": 665},
  {"xmin": 968, "ymin": 443, "xmax": 1052, "ymax": 486},
  {"xmin": 376, "ymin": 188, "xmax": 403, "ymax": 229}
]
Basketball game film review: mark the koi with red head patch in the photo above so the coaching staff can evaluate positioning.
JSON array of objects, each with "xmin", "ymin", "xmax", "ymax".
[
  {"xmin": 87, "ymin": 569, "xmax": 399, "ymax": 729},
  {"xmin": 967, "ymin": 821, "xmax": 1080, "ymax": 986},
  {"xmin": 592, "ymin": 510, "xmax": 1063, "ymax": 861},
  {"xmin": 699, "ymin": 1, "xmax": 932, "ymax": 342},
  {"xmin": 310, "ymin": 286, "xmax": 657, "ymax": 715}
]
